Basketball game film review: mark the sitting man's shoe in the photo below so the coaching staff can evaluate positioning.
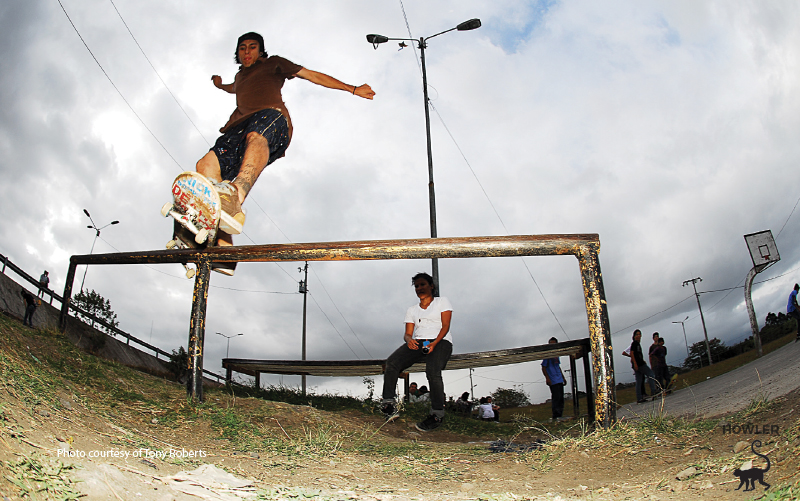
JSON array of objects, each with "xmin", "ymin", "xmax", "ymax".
[
  {"xmin": 211, "ymin": 262, "xmax": 237, "ymax": 276},
  {"xmin": 415, "ymin": 414, "xmax": 443, "ymax": 432},
  {"xmin": 381, "ymin": 402, "xmax": 399, "ymax": 422},
  {"xmin": 214, "ymin": 181, "xmax": 246, "ymax": 235}
]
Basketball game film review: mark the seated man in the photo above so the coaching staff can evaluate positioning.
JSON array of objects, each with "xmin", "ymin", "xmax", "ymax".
[{"xmin": 198, "ymin": 32, "xmax": 375, "ymax": 274}]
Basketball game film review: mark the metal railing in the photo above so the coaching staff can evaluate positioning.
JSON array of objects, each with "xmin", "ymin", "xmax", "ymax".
[
  {"xmin": 0, "ymin": 252, "xmax": 226, "ymax": 384},
  {"xmin": 59, "ymin": 234, "xmax": 616, "ymax": 427}
]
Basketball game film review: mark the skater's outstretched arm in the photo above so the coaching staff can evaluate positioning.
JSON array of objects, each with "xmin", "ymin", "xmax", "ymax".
[
  {"xmin": 295, "ymin": 68, "xmax": 375, "ymax": 99},
  {"xmin": 211, "ymin": 75, "xmax": 234, "ymax": 93}
]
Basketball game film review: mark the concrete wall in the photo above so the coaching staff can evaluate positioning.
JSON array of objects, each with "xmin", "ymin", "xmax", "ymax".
[{"xmin": 0, "ymin": 269, "xmax": 172, "ymax": 377}]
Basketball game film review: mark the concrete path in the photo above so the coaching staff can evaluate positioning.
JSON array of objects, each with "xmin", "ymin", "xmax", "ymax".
[{"xmin": 617, "ymin": 337, "xmax": 800, "ymax": 420}]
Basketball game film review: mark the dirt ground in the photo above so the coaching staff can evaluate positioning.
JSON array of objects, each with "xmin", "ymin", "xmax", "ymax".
[{"xmin": 1, "ymin": 322, "xmax": 799, "ymax": 500}]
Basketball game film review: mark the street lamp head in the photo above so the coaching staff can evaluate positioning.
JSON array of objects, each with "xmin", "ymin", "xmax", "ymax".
[
  {"xmin": 86, "ymin": 225, "xmax": 93, "ymax": 229},
  {"xmin": 457, "ymin": 18, "xmax": 481, "ymax": 31},
  {"xmin": 366, "ymin": 34, "xmax": 389, "ymax": 45},
  {"xmin": 111, "ymin": 221, "xmax": 120, "ymax": 225},
  {"xmin": 83, "ymin": 209, "xmax": 91, "ymax": 218}
]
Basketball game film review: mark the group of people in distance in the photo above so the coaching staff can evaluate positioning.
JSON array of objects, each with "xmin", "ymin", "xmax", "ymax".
[{"xmin": 622, "ymin": 330, "xmax": 673, "ymax": 403}]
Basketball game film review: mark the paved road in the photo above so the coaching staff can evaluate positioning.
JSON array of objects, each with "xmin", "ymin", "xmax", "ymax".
[{"xmin": 617, "ymin": 337, "xmax": 800, "ymax": 420}]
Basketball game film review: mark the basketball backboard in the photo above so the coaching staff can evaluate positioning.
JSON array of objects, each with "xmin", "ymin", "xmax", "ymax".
[{"xmin": 744, "ymin": 230, "xmax": 780, "ymax": 271}]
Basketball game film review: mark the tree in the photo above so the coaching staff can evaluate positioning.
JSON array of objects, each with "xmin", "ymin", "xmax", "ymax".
[
  {"xmin": 760, "ymin": 311, "xmax": 796, "ymax": 344},
  {"xmin": 491, "ymin": 386, "xmax": 530, "ymax": 408},
  {"xmin": 764, "ymin": 312, "xmax": 780, "ymax": 327},
  {"xmin": 167, "ymin": 347, "xmax": 189, "ymax": 383},
  {"xmin": 682, "ymin": 337, "xmax": 726, "ymax": 370},
  {"xmin": 72, "ymin": 289, "xmax": 119, "ymax": 335}
]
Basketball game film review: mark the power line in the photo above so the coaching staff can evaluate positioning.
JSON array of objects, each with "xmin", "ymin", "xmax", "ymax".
[
  {"xmin": 429, "ymin": 101, "xmax": 569, "ymax": 339},
  {"xmin": 699, "ymin": 263, "xmax": 800, "ymax": 295},
  {"xmin": 307, "ymin": 292, "xmax": 360, "ymax": 358},
  {"xmin": 309, "ymin": 266, "xmax": 373, "ymax": 357},
  {"xmin": 107, "ymin": 0, "xmax": 212, "ymax": 146},
  {"xmin": 612, "ymin": 295, "xmax": 695, "ymax": 335},
  {"xmin": 776, "ymin": 195, "xmax": 800, "ymax": 239},
  {"xmin": 56, "ymin": 0, "xmax": 184, "ymax": 171}
]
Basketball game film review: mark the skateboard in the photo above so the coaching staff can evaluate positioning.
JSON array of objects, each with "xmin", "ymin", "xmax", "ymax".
[{"xmin": 162, "ymin": 172, "xmax": 222, "ymax": 278}]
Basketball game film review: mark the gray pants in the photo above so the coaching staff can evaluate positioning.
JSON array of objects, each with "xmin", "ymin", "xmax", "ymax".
[{"xmin": 382, "ymin": 340, "xmax": 452, "ymax": 416}]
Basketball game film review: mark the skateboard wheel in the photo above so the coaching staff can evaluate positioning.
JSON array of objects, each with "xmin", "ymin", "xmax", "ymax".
[
  {"xmin": 161, "ymin": 202, "xmax": 173, "ymax": 218},
  {"xmin": 185, "ymin": 267, "xmax": 196, "ymax": 279},
  {"xmin": 195, "ymin": 229, "xmax": 209, "ymax": 244},
  {"xmin": 166, "ymin": 239, "xmax": 178, "ymax": 249}
]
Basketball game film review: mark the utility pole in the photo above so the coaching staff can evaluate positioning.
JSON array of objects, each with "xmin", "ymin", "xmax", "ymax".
[
  {"xmin": 299, "ymin": 262, "xmax": 309, "ymax": 395},
  {"xmin": 683, "ymin": 277, "xmax": 713, "ymax": 365},
  {"xmin": 469, "ymin": 368, "xmax": 475, "ymax": 401}
]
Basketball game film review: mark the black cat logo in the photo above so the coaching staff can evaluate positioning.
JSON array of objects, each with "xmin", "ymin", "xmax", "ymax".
[{"xmin": 733, "ymin": 439, "xmax": 770, "ymax": 491}]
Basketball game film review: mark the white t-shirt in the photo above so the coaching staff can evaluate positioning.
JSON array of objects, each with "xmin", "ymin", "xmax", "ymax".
[
  {"xmin": 404, "ymin": 296, "xmax": 453, "ymax": 344},
  {"xmin": 478, "ymin": 403, "xmax": 495, "ymax": 419}
]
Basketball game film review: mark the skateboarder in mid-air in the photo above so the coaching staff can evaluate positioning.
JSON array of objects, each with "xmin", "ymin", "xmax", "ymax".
[{"xmin": 197, "ymin": 32, "xmax": 375, "ymax": 274}]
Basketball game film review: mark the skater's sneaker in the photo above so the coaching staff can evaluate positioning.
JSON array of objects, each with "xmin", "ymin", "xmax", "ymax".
[
  {"xmin": 212, "ymin": 262, "xmax": 237, "ymax": 276},
  {"xmin": 214, "ymin": 181, "xmax": 246, "ymax": 235},
  {"xmin": 381, "ymin": 402, "xmax": 399, "ymax": 422},
  {"xmin": 414, "ymin": 414, "xmax": 443, "ymax": 432}
]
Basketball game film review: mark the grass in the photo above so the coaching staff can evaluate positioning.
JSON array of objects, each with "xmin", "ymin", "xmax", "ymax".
[
  {"xmin": 759, "ymin": 481, "xmax": 800, "ymax": 501},
  {"xmin": 227, "ymin": 383, "xmax": 373, "ymax": 413},
  {"xmin": 2, "ymin": 312, "xmax": 799, "ymax": 497},
  {"xmin": 3, "ymin": 453, "xmax": 83, "ymax": 500}
]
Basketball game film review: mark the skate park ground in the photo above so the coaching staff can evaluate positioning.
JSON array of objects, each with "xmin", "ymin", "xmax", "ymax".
[{"xmin": 617, "ymin": 335, "xmax": 800, "ymax": 420}]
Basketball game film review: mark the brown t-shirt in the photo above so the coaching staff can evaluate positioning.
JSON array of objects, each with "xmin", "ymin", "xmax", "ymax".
[{"xmin": 220, "ymin": 55, "xmax": 304, "ymax": 137}]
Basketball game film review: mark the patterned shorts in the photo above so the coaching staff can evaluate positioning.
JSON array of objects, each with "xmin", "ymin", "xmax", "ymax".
[{"xmin": 211, "ymin": 108, "xmax": 290, "ymax": 182}]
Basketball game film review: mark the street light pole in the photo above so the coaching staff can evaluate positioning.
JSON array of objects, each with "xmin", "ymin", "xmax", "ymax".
[
  {"xmin": 80, "ymin": 209, "xmax": 119, "ymax": 292},
  {"xmin": 216, "ymin": 332, "xmax": 243, "ymax": 359},
  {"xmin": 367, "ymin": 18, "xmax": 481, "ymax": 296},
  {"xmin": 672, "ymin": 315, "xmax": 690, "ymax": 361},
  {"xmin": 683, "ymin": 277, "xmax": 713, "ymax": 365},
  {"xmin": 299, "ymin": 262, "xmax": 309, "ymax": 395},
  {"xmin": 418, "ymin": 37, "xmax": 439, "ymax": 290}
]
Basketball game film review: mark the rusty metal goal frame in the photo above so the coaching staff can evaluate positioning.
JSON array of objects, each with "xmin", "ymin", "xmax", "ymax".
[{"xmin": 59, "ymin": 234, "xmax": 616, "ymax": 427}]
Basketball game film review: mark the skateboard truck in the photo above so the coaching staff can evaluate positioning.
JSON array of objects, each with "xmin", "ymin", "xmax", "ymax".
[
  {"xmin": 161, "ymin": 203, "xmax": 210, "ymax": 244},
  {"xmin": 165, "ymin": 238, "xmax": 197, "ymax": 279}
]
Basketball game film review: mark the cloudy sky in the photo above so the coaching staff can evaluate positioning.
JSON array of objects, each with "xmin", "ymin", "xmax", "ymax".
[{"xmin": 3, "ymin": 0, "xmax": 799, "ymax": 405}]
